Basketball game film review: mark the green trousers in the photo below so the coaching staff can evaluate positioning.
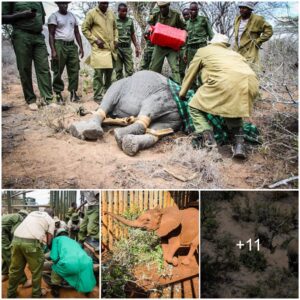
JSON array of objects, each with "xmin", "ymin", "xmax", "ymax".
[
  {"xmin": 51, "ymin": 270, "xmax": 62, "ymax": 285},
  {"xmin": 78, "ymin": 207, "xmax": 99, "ymax": 242},
  {"xmin": 7, "ymin": 238, "xmax": 44, "ymax": 298},
  {"xmin": 149, "ymin": 45, "xmax": 181, "ymax": 83},
  {"xmin": 140, "ymin": 46, "xmax": 154, "ymax": 70},
  {"xmin": 93, "ymin": 68, "xmax": 114, "ymax": 101},
  {"xmin": 51, "ymin": 40, "xmax": 80, "ymax": 93},
  {"xmin": 115, "ymin": 47, "xmax": 134, "ymax": 80},
  {"xmin": 189, "ymin": 106, "xmax": 243, "ymax": 133},
  {"xmin": 11, "ymin": 29, "xmax": 52, "ymax": 104},
  {"xmin": 179, "ymin": 48, "xmax": 186, "ymax": 82}
]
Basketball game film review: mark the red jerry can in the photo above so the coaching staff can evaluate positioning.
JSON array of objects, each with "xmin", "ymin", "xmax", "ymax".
[{"xmin": 149, "ymin": 22, "xmax": 187, "ymax": 51}]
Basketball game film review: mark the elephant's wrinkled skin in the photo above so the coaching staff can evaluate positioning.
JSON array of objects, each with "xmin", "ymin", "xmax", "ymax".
[
  {"xmin": 106, "ymin": 204, "xmax": 199, "ymax": 266},
  {"xmin": 69, "ymin": 71, "xmax": 182, "ymax": 156}
]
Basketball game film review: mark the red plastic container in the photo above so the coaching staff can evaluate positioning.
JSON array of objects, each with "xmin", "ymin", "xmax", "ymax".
[{"xmin": 149, "ymin": 22, "xmax": 187, "ymax": 51}]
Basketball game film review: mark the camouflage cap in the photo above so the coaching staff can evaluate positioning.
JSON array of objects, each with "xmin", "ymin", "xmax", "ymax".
[
  {"xmin": 238, "ymin": 2, "xmax": 256, "ymax": 10},
  {"xmin": 157, "ymin": 2, "xmax": 170, "ymax": 7},
  {"xmin": 18, "ymin": 210, "xmax": 29, "ymax": 217}
]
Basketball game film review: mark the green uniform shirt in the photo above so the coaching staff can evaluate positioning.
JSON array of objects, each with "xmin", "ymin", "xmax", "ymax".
[
  {"xmin": 2, "ymin": 2, "xmax": 46, "ymax": 33},
  {"xmin": 186, "ymin": 15, "xmax": 213, "ymax": 45},
  {"xmin": 2, "ymin": 213, "xmax": 23, "ymax": 235},
  {"xmin": 148, "ymin": 8, "xmax": 186, "ymax": 29},
  {"xmin": 116, "ymin": 16, "xmax": 134, "ymax": 45}
]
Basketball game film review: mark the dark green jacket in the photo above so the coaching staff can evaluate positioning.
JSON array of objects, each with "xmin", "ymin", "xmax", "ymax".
[{"xmin": 116, "ymin": 16, "xmax": 135, "ymax": 44}]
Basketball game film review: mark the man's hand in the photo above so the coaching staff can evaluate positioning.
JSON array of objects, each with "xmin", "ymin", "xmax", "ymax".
[
  {"xmin": 51, "ymin": 49, "xmax": 58, "ymax": 60},
  {"xmin": 23, "ymin": 9, "xmax": 36, "ymax": 19},
  {"xmin": 95, "ymin": 39, "xmax": 104, "ymax": 49},
  {"xmin": 135, "ymin": 48, "xmax": 140, "ymax": 57},
  {"xmin": 179, "ymin": 95, "xmax": 187, "ymax": 101},
  {"xmin": 79, "ymin": 47, "xmax": 84, "ymax": 59}
]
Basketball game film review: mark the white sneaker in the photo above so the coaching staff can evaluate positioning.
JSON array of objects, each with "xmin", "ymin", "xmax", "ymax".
[{"xmin": 28, "ymin": 103, "xmax": 38, "ymax": 111}]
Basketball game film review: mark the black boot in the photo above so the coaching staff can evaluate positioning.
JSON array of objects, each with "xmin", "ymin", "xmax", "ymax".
[
  {"xmin": 232, "ymin": 127, "xmax": 246, "ymax": 159},
  {"xmin": 56, "ymin": 92, "xmax": 64, "ymax": 105},
  {"xmin": 70, "ymin": 90, "xmax": 80, "ymax": 102}
]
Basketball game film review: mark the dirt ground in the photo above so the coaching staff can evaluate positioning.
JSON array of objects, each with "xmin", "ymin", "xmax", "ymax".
[
  {"xmin": 1, "ymin": 266, "xmax": 99, "ymax": 298},
  {"xmin": 2, "ymin": 84, "xmax": 298, "ymax": 189}
]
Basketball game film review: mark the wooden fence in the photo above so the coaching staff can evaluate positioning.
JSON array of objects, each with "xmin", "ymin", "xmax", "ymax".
[{"xmin": 101, "ymin": 190, "xmax": 199, "ymax": 250}]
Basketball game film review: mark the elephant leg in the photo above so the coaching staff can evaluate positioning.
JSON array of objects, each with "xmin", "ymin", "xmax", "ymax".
[
  {"xmin": 121, "ymin": 133, "xmax": 159, "ymax": 156},
  {"xmin": 181, "ymin": 235, "xmax": 199, "ymax": 265},
  {"xmin": 114, "ymin": 123, "xmax": 146, "ymax": 149},
  {"xmin": 165, "ymin": 237, "xmax": 181, "ymax": 266},
  {"xmin": 69, "ymin": 113, "xmax": 104, "ymax": 140}
]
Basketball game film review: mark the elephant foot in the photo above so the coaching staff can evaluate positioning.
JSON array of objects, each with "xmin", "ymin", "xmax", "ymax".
[
  {"xmin": 181, "ymin": 257, "xmax": 191, "ymax": 265},
  {"xmin": 69, "ymin": 116, "xmax": 103, "ymax": 140},
  {"xmin": 114, "ymin": 128, "xmax": 124, "ymax": 149},
  {"xmin": 121, "ymin": 134, "xmax": 140, "ymax": 156}
]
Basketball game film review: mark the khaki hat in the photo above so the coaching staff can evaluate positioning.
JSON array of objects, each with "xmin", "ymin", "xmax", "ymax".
[
  {"xmin": 238, "ymin": 2, "xmax": 256, "ymax": 10},
  {"xmin": 53, "ymin": 216, "xmax": 60, "ymax": 223},
  {"xmin": 157, "ymin": 2, "xmax": 170, "ymax": 7},
  {"xmin": 209, "ymin": 33, "xmax": 230, "ymax": 45}
]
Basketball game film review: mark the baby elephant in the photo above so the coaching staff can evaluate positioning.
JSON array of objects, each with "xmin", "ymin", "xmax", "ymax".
[{"xmin": 105, "ymin": 204, "xmax": 199, "ymax": 266}]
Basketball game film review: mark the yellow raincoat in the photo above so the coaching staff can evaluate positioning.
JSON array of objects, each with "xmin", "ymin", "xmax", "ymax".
[
  {"xmin": 179, "ymin": 43, "xmax": 259, "ymax": 118},
  {"xmin": 82, "ymin": 7, "xmax": 118, "ymax": 69},
  {"xmin": 233, "ymin": 14, "xmax": 273, "ymax": 67}
]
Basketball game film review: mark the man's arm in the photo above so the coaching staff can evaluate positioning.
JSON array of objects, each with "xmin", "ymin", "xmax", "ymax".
[
  {"xmin": 46, "ymin": 232, "xmax": 53, "ymax": 249},
  {"xmin": 130, "ymin": 21, "xmax": 140, "ymax": 57},
  {"xmin": 177, "ymin": 13, "xmax": 186, "ymax": 30},
  {"xmin": 179, "ymin": 50, "xmax": 203, "ymax": 99},
  {"xmin": 76, "ymin": 200, "xmax": 87, "ymax": 212},
  {"xmin": 256, "ymin": 18, "xmax": 273, "ymax": 46},
  {"xmin": 206, "ymin": 18, "xmax": 214, "ymax": 41},
  {"xmin": 81, "ymin": 11, "xmax": 103, "ymax": 47},
  {"xmin": 48, "ymin": 24, "xmax": 57, "ymax": 59},
  {"xmin": 2, "ymin": 10, "xmax": 36, "ymax": 24},
  {"xmin": 74, "ymin": 25, "xmax": 84, "ymax": 58}
]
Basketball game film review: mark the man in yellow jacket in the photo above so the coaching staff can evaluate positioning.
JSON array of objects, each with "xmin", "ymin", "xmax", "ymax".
[
  {"xmin": 82, "ymin": 2, "xmax": 118, "ymax": 102},
  {"xmin": 233, "ymin": 2, "xmax": 273, "ymax": 71},
  {"xmin": 179, "ymin": 34, "xmax": 259, "ymax": 159}
]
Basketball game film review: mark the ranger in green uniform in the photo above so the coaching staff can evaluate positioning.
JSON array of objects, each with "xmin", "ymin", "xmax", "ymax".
[
  {"xmin": 2, "ymin": 2, "xmax": 53, "ymax": 111},
  {"xmin": 48, "ymin": 2, "xmax": 84, "ymax": 104},
  {"xmin": 148, "ymin": 2, "xmax": 186, "ymax": 83},
  {"xmin": 185, "ymin": 2, "xmax": 213, "ymax": 66},
  {"xmin": 78, "ymin": 191, "xmax": 99, "ymax": 244},
  {"xmin": 140, "ymin": 6, "xmax": 159, "ymax": 70},
  {"xmin": 2, "ymin": 210, "xmax": 29, "ymax": 285},
  {"xmin": 115, "ymin": 3, "xmax": 140, "ymax": 80},
  {"xmin": 179, "ymin": 8, "xmax": 190, "ymax": 81}
]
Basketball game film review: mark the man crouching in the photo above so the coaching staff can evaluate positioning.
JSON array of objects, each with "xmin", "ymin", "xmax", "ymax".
[{"xmin": 179, "ymin": 33, "xmax": 259, "ymax": 159}]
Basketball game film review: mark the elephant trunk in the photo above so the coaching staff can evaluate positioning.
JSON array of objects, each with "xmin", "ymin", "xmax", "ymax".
[{"xmin": 107, "ymin": 212, "xmax": 142, "ymax": 228}]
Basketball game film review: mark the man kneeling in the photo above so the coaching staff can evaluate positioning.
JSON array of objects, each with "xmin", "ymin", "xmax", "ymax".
[
  {"xmin": 49, "ymin": 228, "xmax": 96, "ymax": 297},
  {"xmin": 179, "ymin": 33, "xmax": 259, "ymax": 159}
]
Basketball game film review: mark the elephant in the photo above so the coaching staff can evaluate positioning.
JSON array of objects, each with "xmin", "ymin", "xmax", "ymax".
[
  {"xmin": 105, "ymin": 204, "xmax": 199, "ymax": 266},
  {"xmin": 69, "ymin": 71, "xmax": 182, "ymax": 156},
  {"xmin": 287, "ymin": 239, "xmax": 298, "ymax": 274}
]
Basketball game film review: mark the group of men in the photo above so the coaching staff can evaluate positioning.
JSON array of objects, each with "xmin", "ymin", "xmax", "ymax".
[
  {"xmin": 2, "ymin": 1, "xmax": 273, "ymax": 157},
  {"xmin": 1, "ymin": 191, "xmax": 99, "ymax": 298}
]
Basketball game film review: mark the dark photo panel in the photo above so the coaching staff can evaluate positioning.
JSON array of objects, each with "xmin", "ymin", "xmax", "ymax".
[{"xmin": 201, "ymin": 191, "xmax": 298, "ymax": 298}]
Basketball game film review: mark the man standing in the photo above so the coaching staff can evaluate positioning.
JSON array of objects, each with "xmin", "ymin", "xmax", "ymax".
[
  {"xmin": 2, "ymin": 2, "xmax": 53, "ymax": 110},
  {"xmin": 148, "ymin": 2, "xmax": 186, "ymax": 83},
  {"xmin": 115, "ymin": 3, "xmax": 140, "ymax": 80},
  {"xmin": 82, "ymin": 2, "xmax": 118, "ymax": 102},
  {"xmin": 179, "ymin": 8, "xmax": 190, "ymax": 81},
  {"xmin": 179, "ymin": 34, "xmax": 259, "ymax": 159},
  {"xmin": 234, "ymin": 2, "xmax": 273, "ymax": 71},
  {"xmin": 2, "ymin": 210, "xmax": 30, "ymax": 287},
  {"xmin": 78, "ymin": 191, "xmax": 99, "ymax": 244},
  {"xmin": 67, "ymin": 213, "xmax": 82, "ymax": 241},
  {"xmin": 65, "ymin": 201, "xmax": 77, "ymax": 222},
  {"xmin": 48, "ymin": 2, "xmax": 84, "ymax": 104},
  {"xmin": 7, "ymin": 209, "xmax": 55, "ymax": 298},
  {"xmin": 185, "ymin": 2, "xmax": 213, "ymax": 66}
]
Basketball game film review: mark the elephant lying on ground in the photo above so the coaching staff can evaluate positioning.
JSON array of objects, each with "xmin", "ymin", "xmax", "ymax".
[
  {"xmin": 105, "ymin": 204, "xmax": 199, "ymax": 266},
  {"xmin": 70, "ymin": 71, "xmax": 182, "ymax": 156}
]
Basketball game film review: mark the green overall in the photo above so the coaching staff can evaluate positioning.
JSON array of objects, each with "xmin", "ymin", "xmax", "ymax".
[
  {"xmin": 51, "ymin": 40, "xmax": 80, "ymax": 93},
  {"xmin": 2, "ymin": 2, "xmax": 52, "ymax": 104},
  {"xmin": 115, "ymin": 16, "xmax": 135, "ymax": 80},
  {"xmin": 140, "ymin": 40, "xmax": 155, "ymax": 70},
  {"xmin": 78, "ymin": 206, "xmax": 99, "ymax": 242},
  {"xmin": 7, "ymin": 237, "xmax": 44, "ymax": 298}
]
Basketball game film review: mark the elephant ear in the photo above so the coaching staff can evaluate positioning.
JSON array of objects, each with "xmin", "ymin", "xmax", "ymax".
[{"xmin": 155, "ymin": 204, "xmax": 181, "ymax": 237}]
